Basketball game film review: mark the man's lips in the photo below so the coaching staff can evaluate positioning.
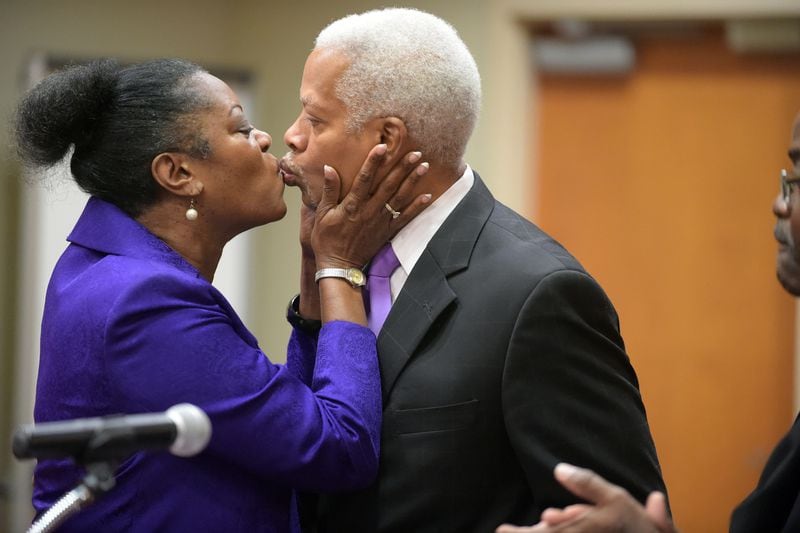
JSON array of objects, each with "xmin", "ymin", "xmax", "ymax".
[
  {"xmin": 775, "ymin": 227, "xmax": 791, "ymax": 247},
  {"xmin": 279, "ymin": 159, "xmax": 298, "ymax": 185}
]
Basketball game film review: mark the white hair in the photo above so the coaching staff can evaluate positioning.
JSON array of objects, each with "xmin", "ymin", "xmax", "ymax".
[{"xmin": 315, "ymin": 8, "xmax": 481, "ymax": 166}]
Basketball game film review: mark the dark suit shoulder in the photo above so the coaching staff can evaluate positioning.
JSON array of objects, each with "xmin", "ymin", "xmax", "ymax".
[{"xmin": 482, "ymin": 200, "xmax": 587, "ymax": 277}]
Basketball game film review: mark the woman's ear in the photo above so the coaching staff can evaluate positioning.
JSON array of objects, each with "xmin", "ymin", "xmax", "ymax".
[
  {"xmin": 151, "ymin": 153, "xmax": 203, "ymax": 196},
  {"xmin": 380, "ymin": 117, "xmax": 409, "ymax": 162}
]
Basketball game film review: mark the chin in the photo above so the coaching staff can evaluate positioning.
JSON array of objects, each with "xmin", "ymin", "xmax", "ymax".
[
  {"xmin": 777, "ymin": 258, "xmax": 800, "ymax": 297},
  {"xmin": 300, "ymin": 194, "xmax": 318, "ymax": 211},
  {"xmin": 275, "ymin": 204, "xmax": 289, "ymax": 220},
  {"xmin": 266, "ymin": 202, "xmax": 288, "ymax": 223}
]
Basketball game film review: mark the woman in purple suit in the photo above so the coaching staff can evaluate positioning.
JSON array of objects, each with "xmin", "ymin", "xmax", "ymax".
[{"xmin": 13, "ymin": 58, "xmax": 430, "ymax": 532}]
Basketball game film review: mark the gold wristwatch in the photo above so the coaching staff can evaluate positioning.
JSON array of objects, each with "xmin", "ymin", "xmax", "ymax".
[{"xmin": 314, "ymin": 267, "xmax": 366, "ymax": 288}]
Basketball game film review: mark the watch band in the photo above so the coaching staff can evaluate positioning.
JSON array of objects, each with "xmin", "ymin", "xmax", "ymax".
[
  {"xmin": 314, "ymin": 267, "xmax": 366, "ymax": 288},
  {"xmin": 286, "ymin": 294, "xmax": 322, "ymax": 335}
]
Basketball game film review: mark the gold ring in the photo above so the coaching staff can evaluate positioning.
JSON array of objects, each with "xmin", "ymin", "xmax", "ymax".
[{"xmin": 385, "ymin": 203, "xmax": 401, "ymax": 219}]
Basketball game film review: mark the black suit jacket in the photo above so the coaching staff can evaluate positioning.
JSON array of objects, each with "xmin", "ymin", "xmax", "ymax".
[
  {"xmin": 307, "ymin": 174, "xmax": 666, "ymax": 532},
  {"xmin": 730, "ymin": 414, "xmax": 800, "ymax": 532}
]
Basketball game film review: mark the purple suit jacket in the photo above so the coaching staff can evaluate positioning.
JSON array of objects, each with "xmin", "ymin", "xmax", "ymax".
[{"xmin": 32, "ymin": 197, "xmax": 380, "ymax": 532}]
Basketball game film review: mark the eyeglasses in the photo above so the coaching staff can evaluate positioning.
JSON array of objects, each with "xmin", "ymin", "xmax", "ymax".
[{"xmin": 781, "ymin": 169, "xmax": 800, "ymax": 204}]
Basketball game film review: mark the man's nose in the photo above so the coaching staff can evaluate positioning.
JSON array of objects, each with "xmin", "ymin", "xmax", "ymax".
[
  {"xmin": 284, "ymin": 118, "xmax": 305, "ymax": 152},
  {"xmin": 774, "ymin": 193, "xmax": 791, "ymax": 218}
]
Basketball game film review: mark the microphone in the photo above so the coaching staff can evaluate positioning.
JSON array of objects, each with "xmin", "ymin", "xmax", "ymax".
[{"xmin": 12, "ymin": 403, "xmax": 212, "ymax": 462}]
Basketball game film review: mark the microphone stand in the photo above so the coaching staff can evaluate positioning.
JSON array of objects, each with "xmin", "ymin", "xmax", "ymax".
[{"xmin": 27, "ymin": 461, "xmax": 117, "ymax": 533}]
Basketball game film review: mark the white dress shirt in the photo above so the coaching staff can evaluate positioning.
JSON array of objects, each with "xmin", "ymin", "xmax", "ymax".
[{"xmin": 387, "ymin": 165, "xmax": 474, "ymax": 301}]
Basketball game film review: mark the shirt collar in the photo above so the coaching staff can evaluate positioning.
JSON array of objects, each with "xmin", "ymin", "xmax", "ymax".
[
  {"xmin": 67, "ymin": 197, "xmax": 201, "ymax": 277},
  {"xmin": 391, "ymin": 165, "xmax": 474, "ymax": 276}
]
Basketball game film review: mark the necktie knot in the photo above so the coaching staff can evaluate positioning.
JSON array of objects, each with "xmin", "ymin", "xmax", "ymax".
[{"xmin": 368, "ymin": 243, "xmax": 400, "ymax": 278}]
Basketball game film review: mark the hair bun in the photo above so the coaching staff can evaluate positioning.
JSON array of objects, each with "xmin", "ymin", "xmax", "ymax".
[{"xmin": 14, "ymin": 59, "xmax": 120, "ymax": 166}]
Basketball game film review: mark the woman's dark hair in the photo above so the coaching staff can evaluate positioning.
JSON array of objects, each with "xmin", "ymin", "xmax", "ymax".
[{"xmin": 13, "ymin": 58, "xmax": 212, "ymax": 217}]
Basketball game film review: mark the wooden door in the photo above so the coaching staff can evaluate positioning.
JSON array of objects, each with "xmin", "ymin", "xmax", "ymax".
[{"xmin": 536, "ymin": 29, "xmax": 800, "ymax": 531}]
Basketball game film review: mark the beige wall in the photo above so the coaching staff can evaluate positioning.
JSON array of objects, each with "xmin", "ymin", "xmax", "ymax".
[{"xmin": 2, "ymin": 0, "xmax": 799, "ymax": 530}]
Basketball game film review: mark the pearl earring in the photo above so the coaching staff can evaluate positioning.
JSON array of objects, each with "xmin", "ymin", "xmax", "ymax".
[{"xmin": 185, "ymin": 198, "xmax": 198, "ymax": 221}]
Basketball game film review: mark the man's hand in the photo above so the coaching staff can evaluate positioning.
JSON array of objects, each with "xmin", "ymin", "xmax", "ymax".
[{"xmin": 495, "ymin": 464, "xmax": 676, "ymax": 533}]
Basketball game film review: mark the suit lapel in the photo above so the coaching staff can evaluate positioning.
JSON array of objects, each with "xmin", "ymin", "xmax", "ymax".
[
  {"xmin": 377, "ymin": 250, "xmax": 455, "ymax": 403},
  {"xmin": 377, "ymin": 174, "xmax": 495, "ymax": 402}
]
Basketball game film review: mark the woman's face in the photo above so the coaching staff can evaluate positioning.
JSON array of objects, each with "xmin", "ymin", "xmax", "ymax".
[{"xmin": 187, "ymin": 73, "xmax": 286, "ymax": 238}]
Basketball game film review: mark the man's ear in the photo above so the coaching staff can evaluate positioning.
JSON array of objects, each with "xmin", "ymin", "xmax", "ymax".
[
  {"xmin": 151, "ymin": 153, "xmax": 203, "ymax": 196},
  {"xmin": 380, "ymin": 117, "xmax": 409, "ymax": 162}
]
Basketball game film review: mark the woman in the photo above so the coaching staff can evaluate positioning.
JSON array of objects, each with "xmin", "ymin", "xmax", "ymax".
[{"xmin": 13, "ymin": 58, "xmax": 430, "ymax": 531}]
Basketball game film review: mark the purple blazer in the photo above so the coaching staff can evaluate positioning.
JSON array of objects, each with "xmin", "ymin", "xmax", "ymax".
[{"xmin": 31, "ymin": 197, "xmax": 380, "ymax": 532}]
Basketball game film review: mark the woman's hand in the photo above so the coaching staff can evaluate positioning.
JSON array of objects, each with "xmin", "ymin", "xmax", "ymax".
[
  {"xmin": 312, "ymin": 144, "xmax": 431, "ymax": 270},
  {"xmin": 299, "ymin": 203, "xmax": 316, "ymax": 261},
  {"xmin": 296, "ymin": 204, "xmax": 322, "ymax": 320}
]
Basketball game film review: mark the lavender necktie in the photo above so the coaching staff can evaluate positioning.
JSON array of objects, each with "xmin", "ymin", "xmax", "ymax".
[{"xmin": 366, "ymin": 243, "xmax": 400, "ymax": 336}]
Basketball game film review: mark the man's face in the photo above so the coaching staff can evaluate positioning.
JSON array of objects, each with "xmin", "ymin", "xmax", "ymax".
[
  {"xmin": 280, "ymin": 49, "xmax": 380, "ymax": 209},
  {"xmin": 774, "ymin": 113, "xmax": 800, "ymax": 296}
]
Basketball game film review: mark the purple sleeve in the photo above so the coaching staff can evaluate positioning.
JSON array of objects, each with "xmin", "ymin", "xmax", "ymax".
[
  {"xmin": 286, "ymin": 328, "xmax": 318, "ymax": 385},
  {"xmin": 104, "ymin": 274, "xmax": 381, "ymax": 492}
]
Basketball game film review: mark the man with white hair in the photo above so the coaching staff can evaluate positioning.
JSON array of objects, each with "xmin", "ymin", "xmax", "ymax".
[{"xmin": 280, "ymin": 8, "xmax": 667, "ymax": 532}]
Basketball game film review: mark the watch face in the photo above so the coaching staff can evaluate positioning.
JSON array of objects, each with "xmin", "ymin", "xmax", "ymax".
[{"xmin": 347, "ymin": 268, "xmax": 366, "ymax": 286}]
